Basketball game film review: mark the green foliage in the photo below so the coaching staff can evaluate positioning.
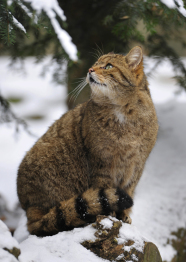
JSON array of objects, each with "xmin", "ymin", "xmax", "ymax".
[
  {"xmin": 165, "ymin": 228, "xmax": 186, "ymax": 262},
  {"xmin": 104, "ymin": 0, "xmax": 186, "ymax": 92},
  {"xmin": 110, "ymin": 0, "xmax": 186, "ymax": 44},
  {"xmin": 0, "ymin": 0, "xmax": 16, "ymax": 45},
  {"xmin": 0, "ymin": 0, "xmax": 67, "ymax": 58},
  {"xmin": 0, "ymin": 0, "xmax": 35, "ymax": 46},
  {"xmin": 0, "ymin": 0, "xmax": 69, "ymax": 125},
  {"xmin": 103, "ymin": 15, "xmax": 113, "ymax": 26},
  {"xmin": 0, "ymin": 0, "xmax": 186, "ymax": 114},
  {"xmin": 0, "ymin": 94, "xmax": 29, "ymax": 132},
  {"xmin": 0, "ymin": 0, "xmax": 69, "ymax": 90}
]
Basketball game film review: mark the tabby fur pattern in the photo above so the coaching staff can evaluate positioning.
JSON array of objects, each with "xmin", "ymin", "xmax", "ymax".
[{"xmin": 17, "ymin": 46, "xmax": 158, "ymax": 236}]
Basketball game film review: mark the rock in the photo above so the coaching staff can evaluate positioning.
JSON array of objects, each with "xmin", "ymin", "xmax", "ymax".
[
  {"xmin": 3, "ymin": 247, "xmax": 20, "ymax": 259},
  {"xmin": 82, "ymin": 215, "xmax": 162, "ymax": 262}
]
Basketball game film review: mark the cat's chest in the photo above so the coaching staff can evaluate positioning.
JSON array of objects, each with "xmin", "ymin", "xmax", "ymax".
[{"xmin": 114, "ymin": 109, "xmax": 125, "ymax": 125}]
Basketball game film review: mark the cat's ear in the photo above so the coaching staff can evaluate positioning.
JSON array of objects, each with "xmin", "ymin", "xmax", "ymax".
[{"xmin": 125, "ymin": 46, "xmax": 143, "ymax": 70}]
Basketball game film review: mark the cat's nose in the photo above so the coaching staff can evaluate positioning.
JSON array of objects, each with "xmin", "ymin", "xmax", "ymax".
[{"xmin": 89, "ymin": 68, "xmax": 94, "ymax": 74}]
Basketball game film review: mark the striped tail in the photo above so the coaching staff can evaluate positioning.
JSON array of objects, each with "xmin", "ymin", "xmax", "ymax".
[{"xmin": 26, "ymin": 187, "xmax": 133, "ymax": 236}]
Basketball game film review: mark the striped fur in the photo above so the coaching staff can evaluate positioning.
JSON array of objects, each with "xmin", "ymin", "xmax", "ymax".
[
  {"xmin": 17, "ymin": 47, "xmax": 158, "ymax": 236},
  {"xmin": 27, "ymin": 188, "xmax": 133, "ymax": 236}
]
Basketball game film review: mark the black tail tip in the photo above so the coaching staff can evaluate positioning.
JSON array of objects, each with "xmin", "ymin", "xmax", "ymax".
[{"xmin": 116, "ymin": 188, "xmax": 133, "ymax": 210}]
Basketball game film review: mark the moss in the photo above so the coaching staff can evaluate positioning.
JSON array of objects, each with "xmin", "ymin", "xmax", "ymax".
[
  {"xmin": 25, "ymin": 114, "xmax": 45, "ymax": 120},
  {"xmin": 83, "ymin": 216, "xmax": 163, "ymax": 262},
  {"xmin": 170, "ymin": 228, "xmax": 186, "ymax": 262},
  {"xmin": 113, "ymin": 238, "xmax": 118, "ymax": 244},
  {"xmin": 7, "ymin": 97, "xmax": 23, "ymax": 104},
  {"xmin": 102, "ymin": 230, "xmax": 108, "ymax": 236},
  {"xmin": 163, "ymin": 228, "xmax": 186, "ymax": 262},
  {"xmin": 4, "ymin": 247, "xmax": 20, "ymax": 259},
  {"xmin": 143, "ymin": 242, "xmax": 162, "ymax": 262},
  {"xmin": 113, "ymin": 221, "xmax": 121, "ymax": 228}
]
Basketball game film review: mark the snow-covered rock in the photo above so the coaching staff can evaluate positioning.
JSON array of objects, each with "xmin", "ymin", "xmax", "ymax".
[
  {"xmin": 83, "ymin": 215, "xmax": 162, "ymax": 262},
  {"xmin": 18, "ymin": 221, "xmax": 102, "ymax": 262},
  {"xmin": 16, "ymin": 216, "xmax": 162, "ymax": 262}
]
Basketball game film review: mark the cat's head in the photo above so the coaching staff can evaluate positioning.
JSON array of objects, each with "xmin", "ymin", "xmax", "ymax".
[{"xmin": 87, "ymin": 46, "xmax": 145, "ymax": 104}]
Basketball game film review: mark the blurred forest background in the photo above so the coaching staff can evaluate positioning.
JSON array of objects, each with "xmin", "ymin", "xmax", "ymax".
[
  {"xmin": 0, "ymin": 1, "xmax": 186, "ymax": 261},
  {"xmin": 1, "ymin": 0, "xmax": 186, "ymax": 122}
]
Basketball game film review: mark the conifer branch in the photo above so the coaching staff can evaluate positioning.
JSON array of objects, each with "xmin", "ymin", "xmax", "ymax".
[{"xmin": 0, "ymin": 94, "xmax": 34, "ymax": 135}]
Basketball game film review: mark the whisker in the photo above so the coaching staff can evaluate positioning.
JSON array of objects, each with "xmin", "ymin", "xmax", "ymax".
[
  {"xmin": 95, "ymin": 43, "xmax": 104, "ymax": 56},
  {"xmin": 73, "ymin": 78, "xmax": 87, "ymax": 85},
  {"xmin": 72, "ymin": 77, "xmax": 87, "ymax": 84},
  {"xmin": 69, "ymin": 79, "xmax": 86, "ymax": 96},
  {"xmin": 68, "ymin": 78, "xmax": 87, "ymax": 103},
  {"xmin": 71, "ymin": 83, "xmax": 86, "ymax": 100},
  {"xmin": 89, "ymin": 51, "xmax": 100, "ymax": 60},
  {"xmin": 73, "ymin": 81, "xmax": 88, "ymax": 102},
  {"xmin": 92, "ymin": 47, "xmax": 102, "ymax": 60}
]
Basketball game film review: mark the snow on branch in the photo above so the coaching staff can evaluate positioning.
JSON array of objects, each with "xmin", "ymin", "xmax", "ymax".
[
  {"xmin": 160, "ymin": 0, "xmax": 186, "ymax": 17},
  {"xmin": 17, "ymin": 1, "xmax": 35, "ymax": 19},
  {"xmin": 12, "ymin": 14, "xmax": 26, "ymax": 33},
  {"xmin": 24, "ymin": 0, "xmax": 78, "ymax": 61}
]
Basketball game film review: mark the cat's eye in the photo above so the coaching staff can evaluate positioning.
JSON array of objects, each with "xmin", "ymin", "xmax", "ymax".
[{"xmin": 105, "ymin": 64, "xmax": 113, "ymax": 70}]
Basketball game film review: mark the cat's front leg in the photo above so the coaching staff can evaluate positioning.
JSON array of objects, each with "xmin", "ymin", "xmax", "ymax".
[
  {"xmin": 117, "ymin": 178, "xmax": 137, "ymax": 224},
  {"xmin": 118, "ymin": 208, "xmax": 132, "ymax": 224},
  {"xmin": 118, "ymin": 166, "xmax": 143, "ymax": 224},
  {"xmin": 110, "ymin": 211, "xmax": 117, "ymax": 218}
]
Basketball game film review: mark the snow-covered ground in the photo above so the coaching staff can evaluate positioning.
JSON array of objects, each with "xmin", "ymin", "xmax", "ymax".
[
  {"xmin": 0, "ymin": 56, "xmax": 68, "ymax": 211},
  {"xmin": 17, "ymin": 217, "xmax": 147, "ymax": 262},
  {"xmin": 0, "ymin": 56, "xmax": 186, "ymax": 261}
]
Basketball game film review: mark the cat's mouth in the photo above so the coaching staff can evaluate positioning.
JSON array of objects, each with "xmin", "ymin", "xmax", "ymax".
[{"xmin": 89, "ymin": 75, "xmax": 107, "ymax": 86}]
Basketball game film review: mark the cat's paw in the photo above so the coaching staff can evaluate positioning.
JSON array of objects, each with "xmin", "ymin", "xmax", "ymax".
[
  {"xmin": 122, "ymin": 215, "xmax": 132, "ymax": 224},
  {"xmin": 110, "ymin": 211, "xmax": 116, "ymax": 218}
]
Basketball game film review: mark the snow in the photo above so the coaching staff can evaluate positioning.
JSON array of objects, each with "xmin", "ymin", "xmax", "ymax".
[
  {"xmin": 117, "ymin": 223, "xmax": 146, "ymax": 253},
  {"xmin": 144, "ymin": 57, "xmax": 186, "ymax": 104},
  {"xmin": 132, "ymin": 100, "xmax": 186, "ymax": 261},
  {"xmin": 13, "ymin": 211, "xmax": 29, "ymax": 243},
  {"xmin": 0, "ymin": 220, "xmax": 19, "ymax": 250},
  {"xmin": 25, "ymin": 0, "xmax": 66, "ymax": 20},
  {"xmin": 16, "ymin": 1, "xmax": 33, "ymax": 19},
  {"xmin": 7, "ymin": 0, "xmax": 78, "ymax": 60},
  {"xmin": 24, "ymin": 0, "xmax": 78, "ymax": 60},
  {"xmin": 131, "ymin": 254, "xmax": 138, "ymax": 261},
  {"xmin": 49, "ymin": 17, "xmax": 78, "ymax": 61},
  {"xmin": 0, "ymin": 56, "xmax": 68, "ymax": 211},
  {"xmin": 0, "ymin": 249, "xmax": 18, "ymax": 262},
  {"xmin": 0, "ymin": 56, "xmax": 186, "ymax": 261},
  {"xmin": 13, "ymin": 216, "xmax": 146, "ymax": 262},
  {"xmin": 11, "ymin": 15, "xmax": 26, "ymax": 34},
  {"xmin": 100, "ymin": 218, "xmax": 113, "ymax": 229},
  {"xmin": 18, "ymin": 225, "xmax": 108, "ymax": 262},
  {"xmin": 0, "ymin": 220, "xmax": 20, "ymax": 262},
  {"xmin": 160, "ymin": 0, "xmax": 186, "ymax": 17}
]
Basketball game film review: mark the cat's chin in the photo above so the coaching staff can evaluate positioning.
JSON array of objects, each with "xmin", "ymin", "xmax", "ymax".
[
  {"xmin": 86, "ymin": 73, "xmax": 89, "ymax": 84},
  {"xmin": 86, "ymin": 73, "xmax": 107, "ymax": 87}
]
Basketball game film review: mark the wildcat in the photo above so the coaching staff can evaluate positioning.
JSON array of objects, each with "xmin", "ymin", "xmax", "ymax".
[{"xmin": 17, "ymin": 46, "xmax": 158, "ymax": 236}]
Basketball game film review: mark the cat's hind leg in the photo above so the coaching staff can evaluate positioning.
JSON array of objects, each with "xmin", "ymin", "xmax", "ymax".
[{"xmin": 26, "ymin": 187, "xmax": 133, "ymax": 236}]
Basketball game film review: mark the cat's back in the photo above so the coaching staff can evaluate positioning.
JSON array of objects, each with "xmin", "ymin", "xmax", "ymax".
[{"xmin": 17, "ymin": 101, "xmax": 90, "ymax": 210}]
